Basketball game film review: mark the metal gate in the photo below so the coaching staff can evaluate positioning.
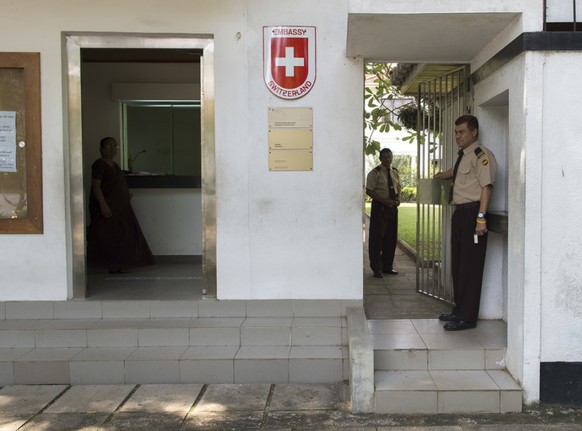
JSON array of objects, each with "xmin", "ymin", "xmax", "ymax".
[{"xmin": 415, "ymin": 66, "xmax": 470, "ymax": 302}]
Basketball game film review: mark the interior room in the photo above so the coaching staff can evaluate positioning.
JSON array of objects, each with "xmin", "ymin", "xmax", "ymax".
[{"xmin": 80, "ymin": 48, "xmax": 204, "ymax": 300}]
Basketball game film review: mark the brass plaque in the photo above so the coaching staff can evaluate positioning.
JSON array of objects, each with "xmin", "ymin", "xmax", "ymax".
[
  {"xmin": 268, "ymin": 107, "xmax": 313, "ymax": 171},
  {"xmin": 268, "ymin": 107, "xmax": 312, "ymax": 129},
  {"xmin": 269, "ymin": 150, "xmax": 313, "ymax": 171},
  {"xmin": 268, "ymin": 129, "xmax": 312, "ymax": 150}
]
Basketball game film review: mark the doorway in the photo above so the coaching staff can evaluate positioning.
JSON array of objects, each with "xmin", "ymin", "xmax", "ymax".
[{"xmin": 64, "ymin": 33, "xmax": 216, "ymax": 300}]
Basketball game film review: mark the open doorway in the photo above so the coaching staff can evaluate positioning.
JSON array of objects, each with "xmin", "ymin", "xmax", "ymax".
[
  {"xmin": 64, "ymin": 33, "xmax": 216, "ymax": 300},
  {"xmin": 362, "ymin": 63, "xmax": 455, "ymax": 319}
]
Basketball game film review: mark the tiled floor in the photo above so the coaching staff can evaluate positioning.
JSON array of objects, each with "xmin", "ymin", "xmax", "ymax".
[
  {"xmin": 368, "ymin": 318, "xmax": 507, "ymax": 352},
  {"xmin": 363, "ymin": 245, "xmax": 452, "ymax": 320},
  {"xmin": 85, "ymin": 243, "xmax": 450, "ymax": 323},
  {"xmin": 86, "ymin": 262, "xmax": 203, "ymax": 300}
]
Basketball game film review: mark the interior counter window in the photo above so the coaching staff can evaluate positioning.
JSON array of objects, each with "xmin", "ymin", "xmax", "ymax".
[{"xmin": 121, "ymin": 102, "xmax": 201, "ymax": 176}]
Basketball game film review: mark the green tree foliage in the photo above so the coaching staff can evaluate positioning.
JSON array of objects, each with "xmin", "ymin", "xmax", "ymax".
[
  {"xmin": 392, "ymin": 155, "xmax": 415, "ymax": 189},
  {"xmin": 364, "ymin": 63, "xmax": 442, "ymax": 157},
  {"xmin": 364, "ymin": 63, "xmax": 417, "ymax": 156}
]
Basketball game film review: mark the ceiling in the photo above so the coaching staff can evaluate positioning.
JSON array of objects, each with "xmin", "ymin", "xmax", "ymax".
[
  {"xmin": 390, "ymin": 63, "xmax": 465, "ymax": 95},
  {"xmin": 347, "ymin": 12, "xmax": 520, "ymax": 63},
  {"xmin": 81, "ymin": 48, "xmax": 202, "ymax": 63},
  {"xmin": 347, "ymin": 11, "xmax": 520, "ymax": 94}
]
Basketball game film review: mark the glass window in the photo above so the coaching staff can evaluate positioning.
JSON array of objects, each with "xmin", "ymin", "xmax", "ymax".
[{"xmin": 122, "ymin": 102, "xmax": 201, "ymax": 176}]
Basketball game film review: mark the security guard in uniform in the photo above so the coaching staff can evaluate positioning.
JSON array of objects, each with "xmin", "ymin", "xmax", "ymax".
[
  {"xmin": 434, "ymin": 115, "xmax": 497, "ymax": 331},
  {"xmin": 366, "ymin": 148, "xmax": 402, "ymax": 279}
]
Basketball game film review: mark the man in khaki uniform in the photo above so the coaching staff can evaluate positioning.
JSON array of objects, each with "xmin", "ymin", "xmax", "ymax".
[
  {"xmin": 434, "ymin": 115, "xmax": 497, "ymax": 330},
  {"xmin": 366, "ymin": 148, "xmax": 402, "ymax": 279}
]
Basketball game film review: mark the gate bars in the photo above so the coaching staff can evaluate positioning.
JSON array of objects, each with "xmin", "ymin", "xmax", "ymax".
[{"xmin": 415, "ymin": 66, "xmax": 469, "ymax": 303}]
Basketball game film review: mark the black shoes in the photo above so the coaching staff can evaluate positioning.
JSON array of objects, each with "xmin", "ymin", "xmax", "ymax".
[
  {"xmin": 373, "ymin": 271, "xmax": 384, "ymax": 279},
  {"xmin": 438, "ymin": 313, "xmax": 459, "ymax": 322},
  {"xmin": 443, "ymin": 320, "xmax": 476, "ymax": 331},
  {"xmin": 382, "ymin": 269, "xmax": 398, "ymax": 275},
  {"xmin": 440, "ymin": 313, "xmax": 476, "ymax": 330}
]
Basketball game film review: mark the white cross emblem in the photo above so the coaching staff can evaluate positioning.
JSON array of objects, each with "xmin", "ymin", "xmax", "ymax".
[{"xmin": 275, "ymin": 47, "xmax": 304, "ymax": 77}]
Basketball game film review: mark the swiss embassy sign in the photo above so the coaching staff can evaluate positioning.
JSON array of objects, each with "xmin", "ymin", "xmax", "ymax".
[{"xmin": 263, "ymin": 26, "xmax": 316, "ymax": 100}]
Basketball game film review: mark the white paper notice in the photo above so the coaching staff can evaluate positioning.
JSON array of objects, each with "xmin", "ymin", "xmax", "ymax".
[{"xmin": 0, "ymin": 111, "xmax": 16, "ymax": 172}]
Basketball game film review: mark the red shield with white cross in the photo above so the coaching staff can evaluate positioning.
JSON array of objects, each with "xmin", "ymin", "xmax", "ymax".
[{"xmin": 264, "ymin": 26, "xmax": 316, "ymax": 100}]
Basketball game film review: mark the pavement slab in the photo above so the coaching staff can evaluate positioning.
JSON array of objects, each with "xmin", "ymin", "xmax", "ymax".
[
  {"xmin": 0, "ymin": 385, "xmax": 67, "ymax": 415},
  {"xmin": 182, "ymin": 410, "xmax": 265, "ymax": 430},
  {"xmin": 103, "ymin": 412, "xmax": 185, "ymax": 431},
  {"xmin": 195, "ymin": 383, "xmax": 271, "ymax": 412},
  {"xmin": 0, "ymin": 415, "xmax": 30, "ymax": 431},
  {"xmin": 18, "ymin": 413, "xmax": 108, "ymax": 431},
  {"xmin": 269, "ymin": 383, "xmax": 346, "ymax": 411},
  {"xmin": 120, "ymin": 384, "xmax": 203, "ymax": 413},
  {"xmin": 44, "ymin": 385, "xmax": 135, "ymax": 413}
]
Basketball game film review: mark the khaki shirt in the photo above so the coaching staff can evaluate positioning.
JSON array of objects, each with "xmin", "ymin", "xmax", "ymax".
[
  {"xmin": 366, "ymin": 165, "xmax": 401, "ymax": 199},
  {"xmin": 452, "ymin": 141, "xmax": 497, "ymax": 205}
]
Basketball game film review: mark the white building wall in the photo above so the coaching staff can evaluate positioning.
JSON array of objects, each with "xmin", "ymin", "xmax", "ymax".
[
  {"xmin": 474, "ymin": 54, "xmax": 541, "ymax": 400},
  {"xmin": 472, "ymin": 23, "xmax": 582, "ymax": 407},
  {"xmin": 540, "ymin": 52, "xmax": 582, "ymax": 361},
  {"xmin": 0, "ymin": 0, "xmax": 363, "ymax": 301},
  {"xmin": 234, "ymin": 0, "xmax": 363, "ymax": 299}
]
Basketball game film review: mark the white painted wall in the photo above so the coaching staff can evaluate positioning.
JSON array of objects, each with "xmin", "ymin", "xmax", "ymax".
[
  {"xmin": 473, "ymin": 52, "xmax": 545, "ymax": 403},
  {"xmin": 0, "ymin": 0, "xmax": 363, "ymax": 301},
  {"xmin": 227, "ymin": 0, "xmax": 363, "ymax": 299},
  {"xmin": 131, "ymin": 189, "xmax": 202, "ymax": 256},
  {"xmin": 539, "ymin": 52, "xmax": 582, "ymax": 362},
  {"xmin": 477, "ymin": 105, "xmax": 508, "ymax": 321}
]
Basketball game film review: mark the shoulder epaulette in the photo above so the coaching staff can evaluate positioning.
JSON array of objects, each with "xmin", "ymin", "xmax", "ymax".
[
  {"xmin": 391, "ymin": 167, "xmax": 399, "ymax": 172},
  {"xmin": 374, "ymin": 166, "xmax": 381, "ymax": 171},
  {"xmin": 474, "ymin": 147, "xmax": 485, "ymax": 159}
]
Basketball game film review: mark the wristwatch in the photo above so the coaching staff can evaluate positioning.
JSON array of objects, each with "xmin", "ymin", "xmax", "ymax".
[{"xmin": 477, "ymin": 212, "xmax": 486, "ymax": 218}]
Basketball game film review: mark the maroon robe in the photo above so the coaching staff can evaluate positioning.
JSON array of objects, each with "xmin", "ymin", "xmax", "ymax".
[{"xmin": 87, "ymin": 159, "xmax": 154, "ymax": 270}]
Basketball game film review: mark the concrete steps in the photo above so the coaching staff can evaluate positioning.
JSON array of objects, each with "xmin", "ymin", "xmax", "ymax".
[
  {"xmin": 0, "ymin": 300, "xmax": 353, "ymax": 386},
  {"xmin": 369, "ymin": 318, "xmax": 522, "ymax": 414}
]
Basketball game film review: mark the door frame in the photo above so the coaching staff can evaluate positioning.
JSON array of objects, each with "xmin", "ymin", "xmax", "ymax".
[{"xmin": 64, "ymin": 32, "xmax": 216, "ymax": 299}]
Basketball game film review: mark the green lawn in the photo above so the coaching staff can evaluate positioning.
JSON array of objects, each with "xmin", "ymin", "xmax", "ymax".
[
  {"xmin": 398, "ymin": 203, "xmax": 417, "ymax": 249},
  {"xmin": 365, "ymin": 202, "xmax": 440, "ymax": 253}
]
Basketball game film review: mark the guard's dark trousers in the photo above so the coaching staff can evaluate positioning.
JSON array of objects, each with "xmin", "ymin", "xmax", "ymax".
[
  {"xmin": 451, "ymin": 203, "xmax": 488, "ymax": 323},
  {"xmin": 368, "ymin": 201, "xmax": 398, "ymax": 273}
]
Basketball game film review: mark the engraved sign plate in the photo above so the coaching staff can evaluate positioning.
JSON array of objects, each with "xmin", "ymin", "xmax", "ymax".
[
  {"xmin": 269, "ymin": 150, "xmax": 313, "ymax": 171},
  {"xmin": 268, "ymin": 129, "xmax": 312, "ymax": 150},
  {"xmin": 268, "ymin": 107, "xmax": 313, "ymax": 129}
]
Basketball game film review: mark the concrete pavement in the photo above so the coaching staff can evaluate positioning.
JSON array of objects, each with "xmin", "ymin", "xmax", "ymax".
[{"xmin": 1, "ymin": 382, "xmax": 581, "ymax": 430}]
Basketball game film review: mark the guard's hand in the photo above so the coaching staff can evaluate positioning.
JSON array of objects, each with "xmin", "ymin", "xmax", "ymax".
[
  {"xmin": 384, "ymin": 199, "xmax": 397, "ymax": 208},
  {"xmin": 475, "ymin": 222, "xmax": 488, "ymax": 236}
]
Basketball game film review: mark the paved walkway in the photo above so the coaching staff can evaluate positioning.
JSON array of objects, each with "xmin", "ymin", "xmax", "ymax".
[
  {"xmin": 1, "ymin": 382, "xmax": 581, "ymax": 430},
  {"xmin": 363, "ymin": 243, "xmax": 450, "ymax": 320}
]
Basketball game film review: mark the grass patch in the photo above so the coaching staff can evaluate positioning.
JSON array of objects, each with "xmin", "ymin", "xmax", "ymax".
[
  {"xmin": 398, "ymin": 203, "xmax": 417, "ymax": 249},
  {"xmin": 364, "ymin": 202, "xmax": 440, "ymax": 254},
  {"xmin": 364, "ymin": 202, "xmax": 417, "ymax": 249}
]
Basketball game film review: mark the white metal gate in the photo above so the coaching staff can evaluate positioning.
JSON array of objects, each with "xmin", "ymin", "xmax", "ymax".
[{"xmin": 415, "ymin": 66, "xmax": 470, "ymax": 302}]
